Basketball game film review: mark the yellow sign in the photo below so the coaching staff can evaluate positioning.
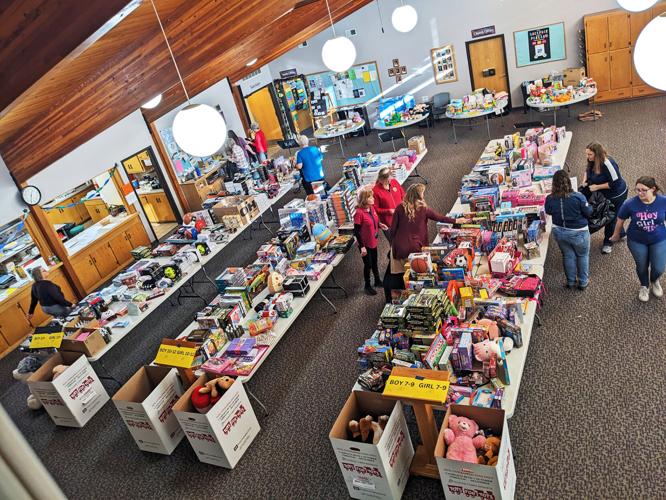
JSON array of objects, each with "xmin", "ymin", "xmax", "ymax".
[
  {"xmin": 383, "ymin": 375, "xmax": 450, "ymax": 404},
  {"xmin": 30, "ymin": 332, "xmax": 64, "ymax": 349},
  {"xmin": 155, "ymin": 344, "xmax": 197, "ymax": 369}
]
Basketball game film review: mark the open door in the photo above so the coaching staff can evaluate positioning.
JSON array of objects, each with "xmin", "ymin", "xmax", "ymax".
[
  {"xmin": 245, "ymin": 85, "xmax": 283, "ymax": 141},
  {"xmin": 466, "ymin": 35, "xmax": 512, "ymax": 110}
]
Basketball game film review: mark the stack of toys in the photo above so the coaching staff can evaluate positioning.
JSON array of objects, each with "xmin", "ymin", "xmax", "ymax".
[
  {"xmin": 447, "ymin": 89, "xmax": 508, "ymax": 116},
  {"xmin": 526, "ymin": 77, "xmax": 596, "ymax": 106}
]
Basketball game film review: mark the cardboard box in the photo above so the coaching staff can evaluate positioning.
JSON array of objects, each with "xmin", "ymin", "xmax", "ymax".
[
  {"xmin": 329, "ymin": 391, "xmax": 414, "ymax": 499},
  {"xmin": 59, "ymin": 328, "xmax": 107, "ymax": 357},
  {"xmin": 27, "ymin": 352, "xmax": 110, "ymax": 427},
  {"xmin": 561, "ymin": 67, "xmax": 585, "ymax": 86},
  {"xmin": 112, "ymin": 366, "xmax": 185, "ymax": 455},
  {"xmin": 408, "ymin": 135, "xmax": 426, "ymax": 154},
  {"xmin": 211, "ymin": 195, "xmax": 258, "ymax": 225},
  {"xmin": 173, "ymin": 374, "xmax": 260, "ymax": 468},
  {"xmin": 435, "ymin": 405, "xmax": 516, "ymax": 500}
]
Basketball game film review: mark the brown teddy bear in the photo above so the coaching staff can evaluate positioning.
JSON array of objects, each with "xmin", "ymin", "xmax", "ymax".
[
  {"xmin": 348, "ymin": 415, "xmax": 389, "ymax": 444},
  {"xmin": 482, "ymin": 435, "xmax": 501, "ymax": 466}
]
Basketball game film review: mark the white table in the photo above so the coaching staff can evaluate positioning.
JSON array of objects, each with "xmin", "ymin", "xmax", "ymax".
[
  {"xmin": 314, "ymin": 120, "xmax": 367, "ymax": 157},
  {"xmin": 373, "ymin": 112, "xmax": 431, "ymax": 144},
  {"xmin": 526, "ymin": 88, "xmax": 597, "ymax": 126},
  {"xmin": 445, "ymin": 100, "xmax": 508, "ymax": 143}
]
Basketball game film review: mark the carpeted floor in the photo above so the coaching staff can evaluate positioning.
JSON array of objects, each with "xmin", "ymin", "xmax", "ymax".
[{"xmin": 1, "ymin": 96, "xmax": 665, "ymax": 499}]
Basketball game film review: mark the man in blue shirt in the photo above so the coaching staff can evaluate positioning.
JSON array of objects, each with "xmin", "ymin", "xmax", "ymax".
[{"xmin": 295, "ymin": 135, "xmax": 329, "ymax": 195}]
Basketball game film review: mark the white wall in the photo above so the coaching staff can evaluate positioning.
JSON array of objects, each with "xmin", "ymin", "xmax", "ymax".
[
  {"xmin": 0, "ymin": 154, "xmax": 26, "ymax": 227},
  {"xmin": 237, "ymin": 65, "xmax": 274, "ymax": 97},
  {"xmin": 269, "ymin": 0, "xmax": 618, "ymax": 110},
  {"xmin": 155, "ymin": 77, "xmax": 245, "ymax": 137}
]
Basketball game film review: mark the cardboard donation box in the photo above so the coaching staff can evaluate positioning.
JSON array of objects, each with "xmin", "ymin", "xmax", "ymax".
[
  {"xmin": 435, "ymin": 405, "xmax": 516, "ymax": 500},
  {"xmin": 112, "ymin": 366, "xmax": 185, "ymax": 455},
  {"xmin": 408, "ymin": 135, "xmax": 426, "ymax": 154},
  {"xmin": 212, "ymin": 195, "xmax": 258, "ymax": 226},
  {"xmin": 329, "ymin": 391, "xmax": 414, "ymax": 500},
  {"xmin": 561, "ymin": 67, "xmax": 585, "ymax": 86},
  {"xmin": 59, "ymin": 327, "xmax": 107, "ymax": 357},
  {"xmin": 173, "ymin": 374, "xmax": 260, "ymax": 468},
  {"xmin": 27, "ymin": 352, "xmax": 109, "ymax": 427}
]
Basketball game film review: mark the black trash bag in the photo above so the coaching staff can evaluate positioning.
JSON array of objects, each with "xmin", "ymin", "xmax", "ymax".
[{"xmin": 584, "ymin": 190, "xmax": 615, "ymax": 234}]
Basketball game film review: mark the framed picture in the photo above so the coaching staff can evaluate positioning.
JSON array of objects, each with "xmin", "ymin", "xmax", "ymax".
[
  {"xmin": 400, "ymin": 66, "xmax": 407, "ymax": 75},
  {"xmin": 388, "ymin": 68, "xmax": 395, "ymax": 77},
  {"xmin": 396, "ymin": 74, "xmax": 403, "ymax": 83},
  {"xmin": 430, "ymin": 43, "xmax": 458, "ymax": 84},
  {"xmin": 392, "ymin": 58, "xmax": 400, "ymax": 67},
  {"xmin": 513, "ymin": 22, "xmax": 566, "ymax": 67}
]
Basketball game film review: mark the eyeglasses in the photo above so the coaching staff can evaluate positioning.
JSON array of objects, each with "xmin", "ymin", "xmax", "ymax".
[{"xmin": 635, "ymin": 188, "xmax": 650, "ymax": 193}]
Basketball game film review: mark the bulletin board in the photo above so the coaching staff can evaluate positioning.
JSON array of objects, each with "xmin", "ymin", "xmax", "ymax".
[
  {"xmin": 306, "ymin": 61, "xmax": 382, "ymax": 109},
  {"xmin": 513, "ymin": 22, "xmax": 566, "ymax": 67}
]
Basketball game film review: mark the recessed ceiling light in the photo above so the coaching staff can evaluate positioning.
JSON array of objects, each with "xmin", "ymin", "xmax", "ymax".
[{"xmin": 246, "ymin": 58, "xmax": 258, "ymax": 66}]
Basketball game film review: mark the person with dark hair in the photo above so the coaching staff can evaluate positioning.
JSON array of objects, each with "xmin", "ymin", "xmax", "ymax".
[
  {"xmin": 545, "ymin": 170, "xmax": 593, "ymax": 289},
  {"xmin": 27, "ymin": 267, "xmax": 72, "ymax": 320},
  {"xmin": 372, "ymin": 167, "xmax": 404, "ymax": 241},
  {"xmin": 581, "ymin": 142, "xmax": 628, "ymax": 253},
  {"xmin": 354, "ymin": 188, "xmax": 387, "ymax": 295},
  {"xmin": 227, "ymin": 130, "xmax": 253, "ymax": 163},
  {"xmin": 610, "ymin": 176, "xmax": 666, "ymax": 302}
]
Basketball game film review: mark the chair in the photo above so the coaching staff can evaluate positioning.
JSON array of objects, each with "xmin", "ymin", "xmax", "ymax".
[
  {"xmin": 378, "ymin": 130, "xmax": 404, "ymax": 152},
  {"xmin": 431, "ymin": 92, "xmax": 451, "ymax": 122}
]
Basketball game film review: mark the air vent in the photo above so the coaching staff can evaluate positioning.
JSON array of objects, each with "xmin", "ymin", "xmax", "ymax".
[
  {"xmin": 242, "ymin": 68, "xmax": 262, "ymax": 80},
  {"xmin": 345, "ymin": 28, "xmax": 358, "ymax": 37}
]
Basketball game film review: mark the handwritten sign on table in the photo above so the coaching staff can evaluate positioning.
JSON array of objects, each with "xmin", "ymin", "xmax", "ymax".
[{"xmin": 29, "ymin": 332, "xmax": 64, "ymax": 349}]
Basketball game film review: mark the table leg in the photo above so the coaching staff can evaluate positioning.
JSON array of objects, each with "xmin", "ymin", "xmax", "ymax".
[
  {"xmin": 339, "ymin": 136, "xmax": 345, "ymax": 157},
  {"xmin": 321, "ymin": 272, "xmax": 349, "ymax": 297},
  {"xmin": 452, "ymin": 119, "xmax": 457, "ymax": 144},
  {"xmin": 485, "ymin": 114, "xmax": 491, "ymax": 139},
  {"xmin": 318, "ymin": 289, "xmax": 338, "ymax": 313},
  {"xmin": 553, "ymin": 109, "xmax": 557, "ymax": 127},
  {"xmin": 363, "ymin": 123, "xmax": 369, "ymax": 146},
  {"xmin": 410, "ymin": 402, "xmax": 441, "ymax": 479},
  {"xmin": 426, "ymin": 114, "xmax": 431, "ymax": 138},
  {"xmin": 245, "ymin": 386, "xmax": 269, "ymax": 417}
]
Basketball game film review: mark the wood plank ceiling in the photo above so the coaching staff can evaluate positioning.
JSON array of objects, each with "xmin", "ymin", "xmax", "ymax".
[{"xmin": 0, "ymin": 0, "xmax": 373, "ymax": 183}]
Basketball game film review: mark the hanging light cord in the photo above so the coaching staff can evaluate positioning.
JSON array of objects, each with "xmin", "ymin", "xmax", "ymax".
[
  {"xmin": 149, "ymin": 0, "xmax": 190, "ymax": 103},
  {"xmin": 375, "ymin": 0, "xmax": 384, "ymax": 33},
  {"xmin": 324, "ymin": 0, "xmax": 337, "ymax": 37}
]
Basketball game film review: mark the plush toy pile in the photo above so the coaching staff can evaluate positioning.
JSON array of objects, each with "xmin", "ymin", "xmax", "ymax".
[
  {"xmin": 347, "ymin": 414, "xmax": 389, "ymax": 445},
  {"xmin": 190, "ymin": 376, "xmax": 235, "ymax": 413},
  {"xmin": 444, "ymin": 414, "xmax": 502, "ymax": 466}
]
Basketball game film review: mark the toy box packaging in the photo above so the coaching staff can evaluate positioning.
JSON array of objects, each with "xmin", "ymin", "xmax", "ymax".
[
  {"xmin": 112, "ymin": 366, "xmax": 184, "ymax": 455},
  {"xmin": 408, "ymin": 135, "xmax": 426, "ymax": 154},
  {"xmin": 173, "ymin": 375, "xmax": 260, "ymax": 468},
  {"xmin": 329, "ymin": 391, "xmax": 414, "ymax": 500},
  {"xmin": 435, "ymin": 405, "xmax": 516, "ymax": 500},
  {"xmin": 27, "ymin": 351, "xmax": 110, "ymax": 428}
]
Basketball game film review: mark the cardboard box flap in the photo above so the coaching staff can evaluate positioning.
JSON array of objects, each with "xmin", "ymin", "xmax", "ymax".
[{"xmin": 113, "ymin": 366, "xmax": 175, "ymax": 404}]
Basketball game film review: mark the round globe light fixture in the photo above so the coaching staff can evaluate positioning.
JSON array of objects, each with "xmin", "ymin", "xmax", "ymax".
[
  {"xmin": 141, "ymin": 94, "xmax": 162, "ymax": 109},
  {"xmin": 172, "ymin": 104, "xmax": 227, "ymax": 157},
  {"xmin": 392, "ymin": 4, "xmax": 418, "ymax": 33},
  {"xmin": 634, "ymin": 14, "xmax": 666, "ymax": 90},
  {"xmin": 617, "ymin": 0, "xmax": 657, "ymax": 11},
  {"xmin": 322, "ymin": 36, "xmax": 357, "ymax": 72}
]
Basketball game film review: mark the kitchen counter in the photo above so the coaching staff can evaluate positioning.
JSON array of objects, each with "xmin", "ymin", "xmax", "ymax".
[
  {"xmin": 64, "ymin": 213, "xmax": 139, "ymax": 257},
  {"xmin": 136, "ymin": 188, "xmax": 165, "ymax": 195}
]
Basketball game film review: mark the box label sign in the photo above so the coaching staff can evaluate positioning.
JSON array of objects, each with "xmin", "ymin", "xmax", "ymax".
[
  {"xmin": 155, "ymin": 344, "xmax": 197, "ymax": 368},
  {"xmin": 383, "ymin": 375, "xmax": 450, "ymax": 403},
  {"xmin": 471, "ymin": 26, "xmax": 496, "ymax": 38},
  {"xmin": 30, "ymin": 332, "xmax": 64, "ymax": 349}
]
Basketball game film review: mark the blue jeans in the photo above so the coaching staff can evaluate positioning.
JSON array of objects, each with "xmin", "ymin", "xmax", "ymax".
[
  {"xmin": 627, "ymin": 238, "xmax": 666, "ymax": 287},
  {"xmin": 604, "ymin": 191, "xmax": 628, "ymax": 245},
  {"xmin": 258, "ymin": 152, "xmax": 267, "ymax": 162},
  {"xmin": 552, "ymin": 226, "xmax": 590, "ymax": 286}
]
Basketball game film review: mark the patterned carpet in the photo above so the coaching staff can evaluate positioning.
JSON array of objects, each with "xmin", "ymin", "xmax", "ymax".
[{"xmin": 1, "ymin": 95, "xmax": 665, "ymax": 499}]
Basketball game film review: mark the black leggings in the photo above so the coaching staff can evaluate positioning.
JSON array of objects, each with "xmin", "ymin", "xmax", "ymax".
[
  {"xmin": 383, "ymin": 261, "xmax": 406, "ymax": 302},
  {"xmin": 362, "ymin": 247, "xmax": 381, "ymax": 286}
]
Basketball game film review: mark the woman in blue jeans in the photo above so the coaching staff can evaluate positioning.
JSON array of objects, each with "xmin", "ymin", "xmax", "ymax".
[
  {"xmin": 545, "ymin": 170, "xmax": 593, "ymax": 289},
  {"xmin": 610, "ymin": 176, "xmax": 666, "ymax": 302}
]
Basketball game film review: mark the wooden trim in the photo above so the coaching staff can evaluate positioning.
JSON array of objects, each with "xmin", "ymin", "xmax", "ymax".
[
  {"xmin": 111, "ymin": 165, "xmax": 134, "ymax": 214},
  {"xmin": 232, "ymin": 83, "xmax": 251, "ymax": 133},
  {"xmin": 23, "ymin": 213, "xmax": 54, "ymax": 264},
  {"xmin": 465, "ymin": 34, "xmax": 512, "ymax": 110},
  {"xmin": 145, "ymin": 119, "xmax": 190, "ymax": 214}
]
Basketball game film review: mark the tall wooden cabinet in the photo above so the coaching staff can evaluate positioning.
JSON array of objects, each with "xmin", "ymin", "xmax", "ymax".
[{"xmin": 585, "ymin": 3, "xmax": 666, "ymax": 102}]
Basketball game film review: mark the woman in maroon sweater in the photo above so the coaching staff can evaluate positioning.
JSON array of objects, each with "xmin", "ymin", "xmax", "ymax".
[
  {"xmin": 372, "ymin": 167, "xmax": 405, "ymax": 241},
  {"xmin": 354, "ymin": 188, "xmax": 388, "ymax": 295},
  {"xmin": 383, "ymin": 183, "xmax": 462, "ymax": 302}
]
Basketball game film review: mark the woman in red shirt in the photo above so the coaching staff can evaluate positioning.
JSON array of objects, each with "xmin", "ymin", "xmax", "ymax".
[
  {"xmin": 383, "ymin": 183, "xmax": 465, "ymax": 302},
  {"xmin": 372, "ymin": 167, "xmax": 405, "ymax": 241},
  {"xmin": 354, "ymin": 188, "xmax": 388, "ymax": 295},
  {"xmin": 250, "ymin": 122, "xmax": 268, "ymax": 162}
]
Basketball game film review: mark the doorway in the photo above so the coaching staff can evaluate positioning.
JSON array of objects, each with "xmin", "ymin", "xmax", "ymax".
[
  {"xmin": 245, "ymin": 85, "xmax": 283, "ymax": 141},
  {"xmin": 120, "ymin": 147, "xmax": 179, "ymax": 240},
  {"xmin": 466, "ymin": 35, "xmax": 511, "ymax": 110}
]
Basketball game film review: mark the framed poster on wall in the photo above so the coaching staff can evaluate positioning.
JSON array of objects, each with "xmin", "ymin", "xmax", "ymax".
[
  {"xmin": 513, "ymin": 22, "xmax": 566, "ymax": 67},
  {"xmin": 431, "ymin": 44, "xmax": 458, "ymax": 84}
]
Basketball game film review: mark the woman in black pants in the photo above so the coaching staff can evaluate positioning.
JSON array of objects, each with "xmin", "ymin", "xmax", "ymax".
[{"xmin": 354, "ymin": 188, "xmax": 387, "ymax": 295}]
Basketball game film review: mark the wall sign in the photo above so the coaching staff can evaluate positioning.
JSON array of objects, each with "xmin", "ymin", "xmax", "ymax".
[
  {"xmin": 430, "ymin": 44, "xmax": 458, "ymax": 84},
  {"xmin": 279, "ymin": 68, "xmax": 298, "ymax": 78},
  {"xmin": 471, "ymin": 25, "xmax": 496, "ymax": 38},
  {"xmin": 513, "ymin": 22, "xmax": 566, "ymax": 67}
]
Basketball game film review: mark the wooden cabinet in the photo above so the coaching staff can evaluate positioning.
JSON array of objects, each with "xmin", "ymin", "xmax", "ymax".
[
  {"xmin": 140, "ymin": 192, "xmax": 177, "ymax": 223},
  {"xmin": 123, "ymin": 156, "xmax": 145, "ymax": 174},
  {"xmin": 0, "ymin": 302, "xmax": 32, "ymax": 346},
  {"xmin": 91, "ymin": 242, "xmax": 119, "ymax": 279},
  {"xmin": 44, "ymin": 187, "xmax": 91, "ymax": 226},
  {"xmin": 179, "ymin": 170, "xmax": 222, "ymax": 212},
  {"xmin": 108, "ymin": 232, "xmax": 133, "ymax": 266},
  {"xmin": 585, "ymin": 6, "xmax": 665, "ymax": 103},
  {"xmin": 126, "ymin": 219, "xmax": 151, "ymax": 249},
  {"xmin": 70, "ymin": 252, "xmax": 103, "ymax": 291},
  {"xmin": 84, "ymin": 198, "xmax": 110, "ymax": 223}
]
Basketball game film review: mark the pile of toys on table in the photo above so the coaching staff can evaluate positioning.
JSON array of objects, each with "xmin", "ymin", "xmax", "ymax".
[
  {"xmin": 318, "ymin": 112, "xmax": 364, "ymax": 135},
  {"xmin": 526, "ymin": 76, "xmax": 596, "ymax": 106},
  {"xmin": 447, "ymin": 89, "xmax": 509, "ymax": 116},
  {"xmin": 378, "ymin": 94, "xmax": 429, "ymax": 126}
]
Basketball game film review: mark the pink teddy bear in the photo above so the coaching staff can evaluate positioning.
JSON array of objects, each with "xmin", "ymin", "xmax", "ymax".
[
  {"xmin": 473, "ymin": 339, "xmax": 500, "ymax": 362},
  {"xmin": 444, "ymin": 415, "xmax": 486, "ymax": 463}
]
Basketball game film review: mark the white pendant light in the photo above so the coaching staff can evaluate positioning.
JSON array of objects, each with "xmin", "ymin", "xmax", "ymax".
[
  {"xmin": 321, "ymin": 0, "xmax": 356, "ymax": 72},
  {"xmin": 141, "ymin": 94, "xmax": 162, "ymax": 109},
  {"xmin": 617, "ymin": 0, "xmax": 657, "ymax": 11},
  {"xmin": 634, "ymin": 14, "xmax": 666, "ymax": 90},
  {"xmin": 391, "ymin": 2, "xmax": 418, "ymax": 33},
  {"xmin": 149, "ymin": 0, "xmax": 226, "ymax": 157}
]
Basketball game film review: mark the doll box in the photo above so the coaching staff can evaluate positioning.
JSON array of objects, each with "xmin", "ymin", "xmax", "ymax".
[
  {"xmin": 173, "ymin": 374, "xmax": 260, "ymax": 469},
  {"xmin": 27, "ymin": 351, "xmax": 110, "ymax": 428},
  {"xmin": 329, "ymin": 391, "xmax": 414, "ymax": 500},
  {"xmin": 435, "ymin": 405, "xmax": 516, "ymax": 500},
  {"xmin": 112, "ymin": 366, "xmax": 184, "ymax": 455}
]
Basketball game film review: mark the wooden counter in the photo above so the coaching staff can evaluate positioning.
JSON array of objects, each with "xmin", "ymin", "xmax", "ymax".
[
  {"xmin": 0, "ymin": 263, "xmax": 76, "ymax": 359},
  {"xmin": 179, "ymin": 169, "xmax": 222, "ymax": 212}
]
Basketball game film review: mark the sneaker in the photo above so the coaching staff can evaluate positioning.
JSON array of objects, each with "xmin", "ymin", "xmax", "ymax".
[
  {"xmin": 577, "ymin": 282, "xmax": 589, "ymax": 290},
  {"xmin": 365, "ymin": 286, "xmax": 377, "ymax": 296},
  {"xmin": 565, "ymin": 282, "xmax": 575, "ymax": 289},
  {"xmin": 601, "ymin": 245, "xmax": 612, "ymax": 254},
  {"xmin": 651, "ymin": 280, "xmax": 663, "ymax": 298},
  {"xmin": 638, "ymin": 286, "xmax": 650, "ymax": 302}
]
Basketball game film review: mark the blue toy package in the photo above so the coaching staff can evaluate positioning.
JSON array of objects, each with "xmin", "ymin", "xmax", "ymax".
[{"xmin": 378, "ymin": 94, "xmax": 416, "ymax": 121}]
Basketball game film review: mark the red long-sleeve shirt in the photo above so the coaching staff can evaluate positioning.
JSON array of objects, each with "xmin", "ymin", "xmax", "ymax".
[
  {"xmin": 354, "ymin": 206, "xmax": 380, "ymax": 250},
  {"xmin": 390, "ymin": 204, "xmax": 454, "ymax": 259},
  {"xmin": 372, "ymin": 179, "xmax": 405, "ymax": 227},
  {"xmin": 254, "ymin": 130, "xmax": 268, "ymax": 153}
]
